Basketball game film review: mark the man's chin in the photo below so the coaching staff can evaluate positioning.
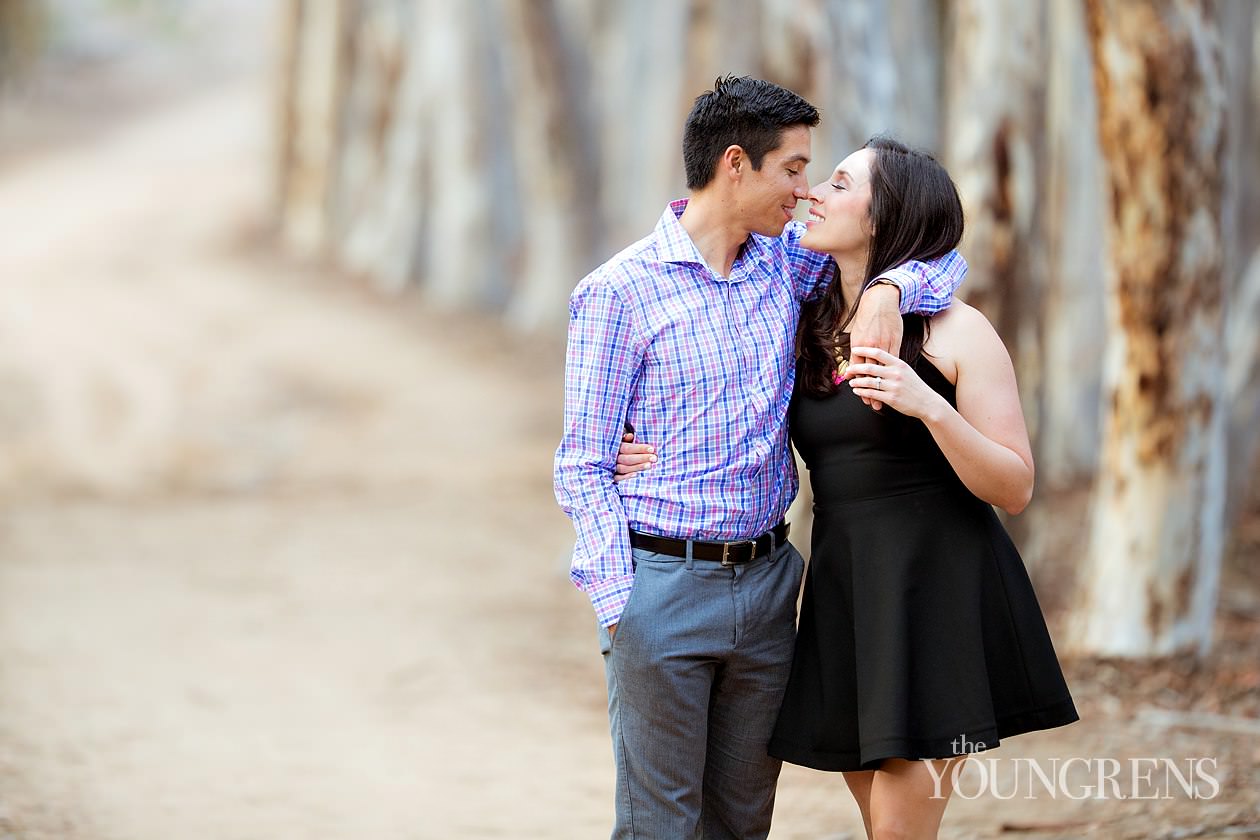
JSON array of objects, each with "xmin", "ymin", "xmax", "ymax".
[{"xmin": 753, "ymin": 219, "xmax": 790, "ymax": 238}]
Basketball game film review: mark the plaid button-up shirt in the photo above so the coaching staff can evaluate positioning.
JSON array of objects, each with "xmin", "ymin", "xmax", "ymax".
[{"xmin": 555, "ymin": 200, "xmax": 967, "ymax": 626}]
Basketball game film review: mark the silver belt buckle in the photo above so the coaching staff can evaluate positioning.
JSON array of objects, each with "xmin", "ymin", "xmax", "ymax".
[{"xmin": 720, "ymin": 540, "xmax": 756, "ymax": 566}]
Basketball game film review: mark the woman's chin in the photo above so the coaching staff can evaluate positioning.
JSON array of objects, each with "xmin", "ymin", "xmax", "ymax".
[{"xmin": 799, "ymin": 229, "xmax": 828, "ymax": 254}]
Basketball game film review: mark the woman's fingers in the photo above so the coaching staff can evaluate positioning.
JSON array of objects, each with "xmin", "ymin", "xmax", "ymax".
[
  {"xmin": 844, "ymin": 363, "xmax": 880, "ymax": 379},
  {"xmin": 614, "ymin": 441, "xmax": 657, "ymax": 482},
  {"xmin": 851, "ymin": 346, "xmax": 897, "ymax": 363},
  {"xmin": 616, "ymin": 452, "xmax": 656, "ymax": 468},
  {"xmin": 845, "ymin": 360, "xmax": 898, "ymax": 379},
  {"xmin": 614, "ymin": 454, "xmax": 653, "ymax": 482}
]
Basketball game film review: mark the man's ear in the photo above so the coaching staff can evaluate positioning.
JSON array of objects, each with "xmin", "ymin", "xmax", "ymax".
[{"xmin": 721, "ymin": 144, "xmax": 745, "ymax": 179}]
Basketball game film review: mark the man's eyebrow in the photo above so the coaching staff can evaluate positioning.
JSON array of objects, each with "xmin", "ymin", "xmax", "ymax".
[{"xmin": 783, "ymin": 153, "xmax": 810, "ymax": 165}]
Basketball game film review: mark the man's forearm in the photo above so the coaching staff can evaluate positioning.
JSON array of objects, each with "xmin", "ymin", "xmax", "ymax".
[{"xmin": 875, "ymin": 250, "xmax": 968, "ymax": 315}]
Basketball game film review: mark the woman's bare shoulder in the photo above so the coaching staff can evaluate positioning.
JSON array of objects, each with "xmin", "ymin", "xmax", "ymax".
[
  {"xmin": 930, "ymin": 298, "xmax": 1002, "ymax": 348},
  {"xmin": 923, "ymin": 298, "xmax": 1008, "ymax": 380}
]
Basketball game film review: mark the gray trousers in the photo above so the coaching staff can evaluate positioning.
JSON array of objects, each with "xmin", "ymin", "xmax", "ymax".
[{"xmin": 599, "ymin": 541, "xmax": 805, "ymax": 839}]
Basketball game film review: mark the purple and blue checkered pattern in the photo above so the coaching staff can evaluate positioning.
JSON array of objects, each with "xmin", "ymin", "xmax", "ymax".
[{"xmin": 554, "ymin": 200, "xmax": 967, "ymax": 626}]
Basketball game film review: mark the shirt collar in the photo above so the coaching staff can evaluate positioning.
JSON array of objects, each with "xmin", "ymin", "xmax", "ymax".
[
  {"xmin": 655, "ymin": 199, "xmax": 706, "ymax": 266},
  {"xmin": 654, "ymin": 199, "xmax": 770, "ymax": 278}
]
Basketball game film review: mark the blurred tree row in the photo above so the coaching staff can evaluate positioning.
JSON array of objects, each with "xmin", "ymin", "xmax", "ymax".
[{"xmin": 274, "ymin": 0, "xmax": 1259, "ymax": 659}]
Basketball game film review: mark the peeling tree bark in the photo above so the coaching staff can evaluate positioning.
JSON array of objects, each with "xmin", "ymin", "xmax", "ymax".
[
  {"xmin": 1013, "ymin": 0, "xmax": 1108, "ymax": 602},
  {"xmin": 269, "ymin": 2, "xmax": 1257, "ymax": 657},
  {"xmin": 1068, "ymin": 0, "xmax": 1227, "ymax": 657},
  {"xmin": 1221, "ymin": 1, "xmax": 1260, "ymax": 533},
  {"xmin": 1034, "ymin": 0, "xmax": 1110, "ymax": 490},
  {"xmin": 943, "ymin": 0, "xmax": 1045, "ymax": 341},
  {"xmin": 940, "ymin": 0, "xmax": 1055, "ymax": 580}
]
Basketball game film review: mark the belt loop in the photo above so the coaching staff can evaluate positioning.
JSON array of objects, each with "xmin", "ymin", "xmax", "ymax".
[
  {"xmin": 684, "ymin": 539, "xmax": 694, "ymax": 570},
  {"xmin": 770, "ymin": 527, "xmax": 777, "ymax": 556}
]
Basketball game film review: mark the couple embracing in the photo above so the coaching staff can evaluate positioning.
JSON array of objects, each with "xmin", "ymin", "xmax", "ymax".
[{"xmin": 554, "ymin": 76, "xmax": 1077, "ymax": 840}]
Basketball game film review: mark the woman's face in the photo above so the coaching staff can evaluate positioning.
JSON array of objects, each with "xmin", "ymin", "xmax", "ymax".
[{"xmin": 800, "ymin": 147, "xmax": 875, "ymax": 257}]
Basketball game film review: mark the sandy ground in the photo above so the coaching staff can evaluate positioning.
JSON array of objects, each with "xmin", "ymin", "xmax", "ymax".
[{"xmin": 0, "ymin": 61, "xmax": 1257, "ymax": 840}]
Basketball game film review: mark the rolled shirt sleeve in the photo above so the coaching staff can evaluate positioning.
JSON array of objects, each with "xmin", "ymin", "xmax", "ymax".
[
  {"xmin": 874, "ymin": 249, "xmax": 969, "ymax": 315},
  {"xmin": 553, "ymin": 277, "xmax": 647, "ymax": 627}
]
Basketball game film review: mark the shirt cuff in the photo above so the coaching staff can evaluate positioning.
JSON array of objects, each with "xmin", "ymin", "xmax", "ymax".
[
  {"xmin": 586, "ymin": 574, "xmax": 635, "ymax": 627},
  {"xmin": 869, "ymin": 268, "xmax": 917, "ymax": 315}
]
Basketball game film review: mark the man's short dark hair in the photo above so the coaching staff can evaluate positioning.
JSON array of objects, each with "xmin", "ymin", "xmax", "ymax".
[{"xmin": 682, "ymin": 75, "xmax": 820, "ymax": 190}]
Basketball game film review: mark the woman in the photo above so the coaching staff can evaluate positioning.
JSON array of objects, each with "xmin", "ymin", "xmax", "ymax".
[
  {"xmin": 771, "ymin": 136, "xmax": 1077, "ymax": 838},
  {"xmin": 617, "ymin": 137, "xmax": 1077, "ymax": 839}
]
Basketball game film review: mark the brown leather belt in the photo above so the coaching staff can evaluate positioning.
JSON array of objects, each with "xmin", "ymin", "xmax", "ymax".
[{"xmin": 629, "ymin": 521, "xmax": 790, "ymax": 566}]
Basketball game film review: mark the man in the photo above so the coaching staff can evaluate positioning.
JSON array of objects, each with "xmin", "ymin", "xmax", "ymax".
[{"xmin": 554, "ymin": 76, "xmax": 966, "ymax": 839}]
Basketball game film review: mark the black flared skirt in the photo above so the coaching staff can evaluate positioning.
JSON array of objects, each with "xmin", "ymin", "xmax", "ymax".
[{"xmin": 768, "ymin": 486, "xmax": 1078, "ymax": 772}]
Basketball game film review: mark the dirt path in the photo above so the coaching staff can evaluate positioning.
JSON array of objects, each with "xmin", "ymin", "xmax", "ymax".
[
  {"xmin": 0, "ymin": 77, "xmax": 867, "ymax": 840},
  {"xmin": 0, "ymin": 75, "xmax": 1256, "ymax": 840},
  {"xmin": 0, "ymin": 79, "xmax": 614, "ymax": 838}
]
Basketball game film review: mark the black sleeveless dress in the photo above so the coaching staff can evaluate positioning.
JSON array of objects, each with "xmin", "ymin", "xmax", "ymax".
[{"xmin": 768, "ymin": 356, "xmax": 1078, "ymax": 772}]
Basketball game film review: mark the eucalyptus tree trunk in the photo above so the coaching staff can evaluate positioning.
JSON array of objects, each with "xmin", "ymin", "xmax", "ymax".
[
  {"xmin": 336, "ymin": 0, "xmax": 501, "ymax": 305},
  {"xmin": 1008, "ymin": 0, "xmax": 1109, "ymax": 603},
  {"xmin": 942, "ymin": 0, "xmax": 1045, "ymax": 342},
  {"xmin": 500, "ymin": 0, "xmax": 605, "ymax": 329},
  {"xmin": 274, "ymin": 0, "xmax": 351, "ymax": 254},
  {"xmin": 1035, "ymin": 1, "xmax": 1108, "ymax": 489},
  {"xmin": 771, "ymin": 0, "xmax": 944, "ymax": 167},
  {"xmin": 326, "ymin": 0, "xmax": 420, "ymax": 290},
  {"xmin": 939, "ymin": 0, "xmax": 1059, "ymax": 585},
  {"xmin": 593, "ymin": 0, "xmax": 697, "ymax": 248},
  {"xmin": 1221, "ymin": 0, "xmax": 1260, "ymax": 534},
  {"xmin": 1067, "ymin": 0, "xmax": 1227, "ymax": 657}
]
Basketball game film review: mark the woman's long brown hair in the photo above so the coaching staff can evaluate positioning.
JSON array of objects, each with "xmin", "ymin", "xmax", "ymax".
[{"xmin": 796, "ymin": 136, "xmax": 965, "ymax": 396}]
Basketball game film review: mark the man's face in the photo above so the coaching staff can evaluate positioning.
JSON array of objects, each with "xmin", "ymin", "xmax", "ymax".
[{"xmin": 735, "ymin": 125, "xmax": 812, "ymax": 237}]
